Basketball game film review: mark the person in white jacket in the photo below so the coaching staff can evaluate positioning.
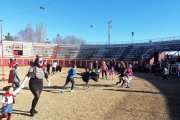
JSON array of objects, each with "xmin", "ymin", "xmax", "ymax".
[
  {"xmin": 0, "ymin": 86, "xmax": 21, "ymax": 120},
  {"xmin": 162, "ymin": 67, "xmax": 169, "ymax": 80}
]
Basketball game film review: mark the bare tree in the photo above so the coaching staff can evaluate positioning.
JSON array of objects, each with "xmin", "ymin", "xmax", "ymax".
[
  {"xmin": 35, "ymin": 22, "xmax": 46, "ymax": 43},
  {"xmin": 26, "ymin": 25, "xmax": 34, "ymax": 42},
  {"xmin": 53, "ymin": 35, "xmax": 86, "ymax": 44},
  {"xmin": 17, "ymin": 24, "xmax": 34, "ymax": 42},
  {"xmin": 17, "ymin": 30, "xmax": 25, "ymax": 41},
  {"xmin": 15, "ymin": 23, "xmax": 47, "ymax": 43}
]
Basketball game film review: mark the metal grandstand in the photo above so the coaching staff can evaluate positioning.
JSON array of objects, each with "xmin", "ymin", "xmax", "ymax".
[{"xmin": 0, "ymin": 36, "xmax": 180, "ymax": 61}]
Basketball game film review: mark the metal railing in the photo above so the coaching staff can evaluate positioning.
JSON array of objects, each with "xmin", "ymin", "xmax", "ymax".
[{"xmin": 85, "ymin": 36, "xmax": 180, "ymax": 45}]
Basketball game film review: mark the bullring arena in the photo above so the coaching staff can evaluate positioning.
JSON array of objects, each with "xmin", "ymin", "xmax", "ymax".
[
  {"xmin": 0, "ymin": 40, "xmax": 180, "ymax": 120},
  {"xmin": 0, "ymin": 67, "xmax": 180, "ymax": 120}
]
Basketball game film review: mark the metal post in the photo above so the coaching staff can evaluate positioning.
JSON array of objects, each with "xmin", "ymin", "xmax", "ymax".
[
  {"xmin": 0, "ymin": 22, "xmax": 5, "ymax": 81},
  {"xmin": 131, "ymin": 32, "xmax": 134, "ymax": 45},
  {"xmin": 108, "ymin": 20, "xmax": 112, "ymax": 45}
]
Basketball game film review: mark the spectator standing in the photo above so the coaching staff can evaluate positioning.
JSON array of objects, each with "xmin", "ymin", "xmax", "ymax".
[
  {"xmin": 12, "ymin": 64, "xmax": 21, "ymax": 91},
  {"xmin": 162, "ymin": 67, "xmax": 168, "ymax": 80},
  {"xmin": 52, "ymin": 61, "xmax": 57, "ymax": 75},
  {"xmin": 93, "ymin": 61, "xmax": 100, "ymax": 79},
  {"xmin": 108, "ymin": 66, "xmax": 115, "ymax": 80},
  {"xmin": 101, "ymin": 61, "xmax": 108, "ymax": 79},
  {"xmin": 42, "ymin": 62, "xmax": 51, "ymax": 86},
  {"xmin": 8, "ymin": 58, "xmax": 17, "ymax": 84},
  {"xmin": 46, "ymin": 62, "xmax": 51, "ymax": 74},
  {"xmin": 88, "ymin": 62, "xmax": 93, "ymax": 72}
]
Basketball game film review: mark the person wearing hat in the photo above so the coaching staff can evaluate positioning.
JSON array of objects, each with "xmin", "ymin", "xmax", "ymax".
[{"xmin": 20, "ymin": 57, "xmax": 48, "ymax": 117}]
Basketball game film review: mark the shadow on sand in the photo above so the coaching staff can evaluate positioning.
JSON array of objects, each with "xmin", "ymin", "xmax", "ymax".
[
  {"xmin": 134, "ymin": 73, "xmax": 180, "ymax": 120},
  {"xmin": 12, "ymin": 109, "xmax": 30, "ymax": 117},
  {"xmin": 103, "ymin": 88, "xmax": 161, "ymax": 94}
]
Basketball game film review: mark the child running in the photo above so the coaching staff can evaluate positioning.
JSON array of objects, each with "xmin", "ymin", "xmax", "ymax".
[{"xmin": 121, "ymin": 67, "xmax": 133, "ymax": 88}]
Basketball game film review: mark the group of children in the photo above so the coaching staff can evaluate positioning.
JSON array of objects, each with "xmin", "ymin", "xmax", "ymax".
[
  {"xmin": 100, "ymin": 61, "xmax": 133, "ymax": 87},
  {"xmin": 0, "ymin": 58, "xmax": 21, "ymax": 120},
  {"xmin": 115, "ymin": 62, "xmax": 133, "ymax": 88},
  {"xmin": 92, "ymin": 61, "xmax": 115, "ymax": 80},
  {"xmin": 88, "ymin": 61, "xmax": 134, "ymax": 88}
]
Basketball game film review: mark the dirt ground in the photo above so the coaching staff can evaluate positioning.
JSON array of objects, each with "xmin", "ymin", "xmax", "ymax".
[{"xmin": 0, "ymin": 66, "xmax": 180, "ymax": 120}]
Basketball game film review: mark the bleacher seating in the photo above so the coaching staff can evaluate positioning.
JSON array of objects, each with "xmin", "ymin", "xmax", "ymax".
[
  {"xmin": 1, "ymin": 39, "xmax": 180, "ymax": 62},
  {"xmin": 31, "ymin": 43, "xmax": 56, "ymax": 58},
  {"xmin": 57, "ymin": 44, "xmax": 80, "ymax": 59},
  {"xmin": 124, "ymin": 45, "xmax": 151, "ymax": 61}
]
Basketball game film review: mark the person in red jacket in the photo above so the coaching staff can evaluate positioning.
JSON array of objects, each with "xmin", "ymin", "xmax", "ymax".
[
  {"xmin": 100, "ymin": 61, "xmax": 108, "ymax": 79},
  {"xmin": 8, "ymin": 58, "xmax": 17, "ymax": 84},
  {"xmin": 8, "ymin": 58, "xmax": 16, "ymax": 68}
]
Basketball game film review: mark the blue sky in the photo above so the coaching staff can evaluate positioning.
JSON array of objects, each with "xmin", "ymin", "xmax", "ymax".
[{"xmin": 0, "ymin": 0, "xmax": 180, "ymax": 44}]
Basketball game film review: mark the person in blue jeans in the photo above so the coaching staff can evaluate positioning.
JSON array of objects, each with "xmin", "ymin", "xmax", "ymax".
[
  {"xmin": 61, "ymin": 64, "xmax": 76, "ymax": 93},
  {"xmin": 0, "ymin": 86, "xmax": 21, "ymax": 120}
]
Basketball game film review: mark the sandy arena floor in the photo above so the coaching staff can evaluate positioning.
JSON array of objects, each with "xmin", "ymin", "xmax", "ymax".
[{"xmin": 0, "ymin": 66, "xmax": 180, "ymax": 120}]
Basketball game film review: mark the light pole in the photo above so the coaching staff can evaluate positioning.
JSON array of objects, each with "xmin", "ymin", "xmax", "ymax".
[
  {"xmin": 0, "ymin": 20, "xmax": 5, "ymax": 81},
  {"xmin": 108, "ymin": 20, "xmax": 112, "ymax": 45},
  {"xmin": 131, "ymin": 32, "xmax": 134, "ymax": 45}
]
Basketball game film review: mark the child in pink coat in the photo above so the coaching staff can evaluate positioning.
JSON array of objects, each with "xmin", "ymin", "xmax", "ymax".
[{"xmin": 109, "ymin": 67, "xmax": 115, "ymax": 80}]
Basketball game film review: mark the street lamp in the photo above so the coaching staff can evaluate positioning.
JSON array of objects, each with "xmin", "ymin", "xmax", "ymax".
[
  {"xmin": 108, "ymin": 20, "xmax": 112, "ymax": 45},
  {"xmin": 131, "ymin": 32, "xmax": 134, "ymax": 45}
]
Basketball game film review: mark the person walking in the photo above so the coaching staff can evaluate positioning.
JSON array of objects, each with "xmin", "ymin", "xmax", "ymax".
[
  {"xmin": 61, "ymin": 64, "xmax": 76, "ymax": 93},
  {"xmin": 20, "ymin": 57, "xmax": 49, "ymax": 117}
]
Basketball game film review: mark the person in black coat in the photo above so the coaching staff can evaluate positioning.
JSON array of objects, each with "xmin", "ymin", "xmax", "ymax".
[{"xmin": 21, "ymin": 57, "xmax": 49, "ymax": 117}]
